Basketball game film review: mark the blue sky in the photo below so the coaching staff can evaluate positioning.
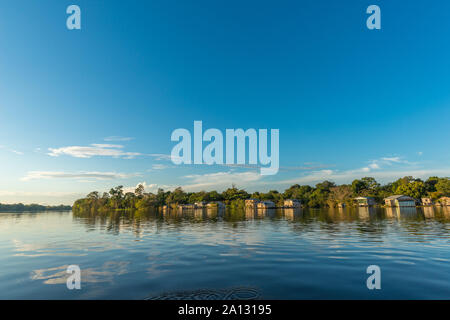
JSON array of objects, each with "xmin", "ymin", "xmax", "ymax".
[{"xmin": 1, "ymin": 0, "xmax": 449, "ymax": 204}]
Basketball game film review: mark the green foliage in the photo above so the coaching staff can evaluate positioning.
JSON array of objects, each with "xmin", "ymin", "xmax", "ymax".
[
  {"xmin": 425, "ymin": 177, "xmax": 440, "ymax": 193},
  {"xmin": 435, "ymin": 178, "xmax": 450, "ymax": 196},
  {"xmin": 221, "ymin": 187, "xmax": 250, "ymax": 202},
  {"xmin": 394, "ymin": 180, "xmax": 426, "ymax": 199},
  {"xmin": 166, "ymin": 187, "xmax": 188, "ymax": 204},
  {"xmin": 351, "ymin": 177, "xmax": 380, "ymax": 196},
  {"xmin": 71, "ymin": 176, "xmax": 450, "ymax": 214},
  {"xmin": 328, "ymin": 185, "xmax": 353, "ymax": 207}
]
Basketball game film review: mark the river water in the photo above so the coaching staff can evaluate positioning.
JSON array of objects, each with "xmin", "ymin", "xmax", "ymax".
[{"xmin": 0, "ymin": 206, "xmax": 449, "ymax": 299}]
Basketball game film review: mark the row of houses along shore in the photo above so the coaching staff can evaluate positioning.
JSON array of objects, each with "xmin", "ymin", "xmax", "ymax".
[
  {"xmin": 343, "ymin": 195, "xmax": 449, "ymax": 208},
  {"xmin": 162, "ymin": 196, "xmax": 450, "ymax": 211}
]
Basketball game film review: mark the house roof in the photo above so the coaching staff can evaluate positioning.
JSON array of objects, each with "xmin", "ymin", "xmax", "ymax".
[
  {"xmin": 385, "ymin": 195, "xmax": 414, "ymax": 200},
  {"xmin": 355, "ymin": 197, "xmax": 374, "ymax": 200}
]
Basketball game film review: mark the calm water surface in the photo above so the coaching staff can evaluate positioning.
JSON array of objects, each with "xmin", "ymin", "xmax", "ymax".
[{"xmin": 1, "ymin": 207, "xmax": 449, "ymax": 299}]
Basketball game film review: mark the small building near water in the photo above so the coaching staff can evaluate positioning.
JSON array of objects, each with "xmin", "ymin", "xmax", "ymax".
[
  {"xmin": 421, "ymin": 198, "xmax": 433, "ymax": 206},
  {"xmin": 206, "ymin": 201, "xmax": 225, "ymax": 209},
  {"xmin": 384, "ymin": 195, "xmax": 416, "ymax": 207},
  {"xmin": 257, "ymin": 201, "xmax": 276, "ymax": 209},
  {"xmin": 355, "ymin": 197, "xmax": 376, "ymax": 207},
  {"xmin": 439, "ymin": 197, "xmax": 450, "ymax": 206},
  {"xmin": 178, "ymin": 204, "xmax": 196, "ymax": 210},
  {"xmin": 284, "ymin": 199, "xmax": 301, "ymax": 208},
  {"xmin": 194, "ymin": 201, "xmax": 207, "ymax": 208},
  {"xmin": 245, "ymin": 199, "xmax": 260, "ymax": 208}
]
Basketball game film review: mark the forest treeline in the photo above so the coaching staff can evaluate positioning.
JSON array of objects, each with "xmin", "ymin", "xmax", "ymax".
[
  {"xmin": 72, "ymin": 176, "xmax": 450, "ymax": 214},
  {"xmin": 0, "ymin": 203, "xmax": 71, "ymax": 212}
]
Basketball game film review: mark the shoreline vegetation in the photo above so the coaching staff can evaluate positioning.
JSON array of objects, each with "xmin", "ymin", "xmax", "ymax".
[
  {"xmin": 0, "ymin": 203, "xmax": 71, "ymax": 213},
  {"xmin": 72, "ymin": 176, "xmax": 450, "ymax": 215}
]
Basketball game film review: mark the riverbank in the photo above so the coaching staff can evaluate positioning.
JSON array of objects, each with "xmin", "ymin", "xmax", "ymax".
[
  {"xmin": 0, "ymin": 203, "xmax": 72, "ymax": 213},
  {"xmin": 72, "ymin": 176, "xmax": 449, "ymax": 215}
]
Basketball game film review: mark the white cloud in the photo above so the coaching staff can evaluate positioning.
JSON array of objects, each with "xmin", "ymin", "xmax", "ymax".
[
  {"xmin": 104, "ymin": 136, "xmax": 134, "ymax": 142},
  {"xmin": 151, "ymin": 164, "xmax": 176, "ymax": 170},
  {"xmin": 90, "ymin": 144, "xmax": 123, "ymax": 148},
  {"xmin": 47, "ymin": 144, "xmax": 141, "ymax": 159},
  {"xmin": 21, "ymin": 171, "xmax": 138, "ymax": 181},
  {"xmin": 381, "ymin": 157, "xmax": 402, "ymax": 163}
]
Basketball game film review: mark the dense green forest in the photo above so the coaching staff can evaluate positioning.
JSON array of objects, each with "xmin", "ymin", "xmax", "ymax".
[
  {"xmin": 0, "ymin": 203, "xmax": 71, "ymax": 212},
  {"xmin": 72, "ymin": 176, "xmax": 450, "ymax": 214}
]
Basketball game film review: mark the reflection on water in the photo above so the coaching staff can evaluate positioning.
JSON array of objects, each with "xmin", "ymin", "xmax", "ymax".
[
  {"xmin": 31, "ymin": 261, "xmax": 129, "ymax": 285},
  {"xmin": 0, "ymin": 206, "xmax": 450, "ymax": 299}
]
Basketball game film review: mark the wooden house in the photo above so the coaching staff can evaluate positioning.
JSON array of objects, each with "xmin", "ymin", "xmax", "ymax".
[
  {"xmin": 206, "ymin": 201, "xmax": 225, "ymax": 209},
  {"xmin": 245, "ymin": 199, "xmax": 260, "ymax": 208},
  {"xmin": 194, "ymin": 201, "xmax": 207, "ymax": 208},
  {"xmin": 384, "ymin": 195, "xmax": 416, "ymax": 207},
  {"xmin": 355, "ymin": 197, "xmax": 376, "ymax": 207},
  {"xmin": 421, "ymin": 198, "xmax": 433, "ymax": 206},
  {"xmin": 178, "ymin": 204, "xmax": 195, "ymax": 210},
  {"xmin": 257, "ymin": 201, "xmax": 276, "ymax": 209},
  {"xmin": 283, "ymin": 199, "xmax": 301, "ymax": 208},
  {"xmin": 439, "ymin": 197, "xmax": 450, "ymax": 206}
]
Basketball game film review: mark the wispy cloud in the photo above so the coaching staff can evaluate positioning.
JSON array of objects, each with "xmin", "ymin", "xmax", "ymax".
[
  {"xmin": 104, "ymin": 136, "xmax": 134, "ymax": 142},
  {"xmin": 277, "ymin": 168, "xmax": 450, "ymax": 186},
  {"xmin": 47, "ymin": 144, "xmax": 141, "ymax": 159},
  {"xmin": 151, "ymin": 164, "xmax": 174, "ymax": 170},
  {"xmin": 149, "ymin": 153, "xmax": 173, "ymax": 161},
  {"xmin": 150, "ymin": 153, "xmax": 331, "ymax": 172},
  {"xmin": 0, "ymin": 145, "xmax": 24, "ymax": 155},
  {"xmin": 362, "ymin": 156, "xmax": 415, "ymax": 172},
  {"xmin": 182, "ymin": 171, "xmax": 263, "ymax": 191},
  {"xmin": 380, "ymin": 157, "xmax": 402, "ymax": 163},
  {"xmin": 275, "ymin": 155, "xmax": 448, "ymax": 186},
  {"xmin": 0, "ymin": 190, "xmax": 83, "ymax": 197},
  {"xmin": 21, "ymin": 171, "xmax": 138, "ymax": 181}
]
